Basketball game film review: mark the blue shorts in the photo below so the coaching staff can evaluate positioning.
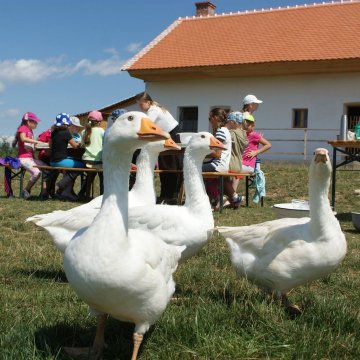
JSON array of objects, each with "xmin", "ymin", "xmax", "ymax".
[{"xmin": 50, "ymin": 158, "xmax": 85, "ymax": 168}]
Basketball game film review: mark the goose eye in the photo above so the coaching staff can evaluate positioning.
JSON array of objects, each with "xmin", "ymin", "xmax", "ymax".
[
  {"xmin": 201, "ymin": 135, "xmax": 205, "ymax": 139},
  {"xmin": 128, "ymin": 115, "xmax": 134, "ymax": 121}
]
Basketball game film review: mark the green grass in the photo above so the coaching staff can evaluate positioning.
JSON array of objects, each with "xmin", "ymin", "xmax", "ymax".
[{"xmin": 1, "ymin": 162, "xmax": 360, "ymax": 359}]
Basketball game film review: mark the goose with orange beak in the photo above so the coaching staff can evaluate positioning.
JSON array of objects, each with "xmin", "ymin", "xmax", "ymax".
[{"xmin": 63, "ymin": 112, "xmax": 185, "ymax": 360}]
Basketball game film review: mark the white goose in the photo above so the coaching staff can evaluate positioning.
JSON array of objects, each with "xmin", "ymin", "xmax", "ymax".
[
  {"xmin": 26, "ymin": 138, "xmax": 180, "ymax": 253},
  {"xmin": 128, "ymin": 132, "xmax": 225, "ymax": 262},
  {"xmin": 217, "ymin": 148, "xmax": 347, "ymax": 313},
  {"xmin": 63, "ymin": 111, "xmax": 185, "ymax": 360}
]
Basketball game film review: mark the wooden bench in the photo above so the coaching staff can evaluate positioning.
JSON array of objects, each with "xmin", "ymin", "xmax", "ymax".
[
  {"xmin": 0, "ymin": 163, "xmax": 26, "ymax": 197},
  {"xmin": 177, "ymin": 171, "xmax": 263, "ymax": 213},
  {"xmin": 150, "ymin": 169, "xmax": 263, "ymax": 213},
  {"xmin": 203, "ymin": 171, "xmax": 263, "ymax": 212},
  {"xmin": 34, "ymin": 165, "xmax": 103, "ymax": 198},
  {"xmin": 33, "ymin": 166, "xmax": 264, "ymax": 210}
]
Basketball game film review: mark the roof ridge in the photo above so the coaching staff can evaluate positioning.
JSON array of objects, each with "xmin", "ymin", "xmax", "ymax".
[
  {"xmin": 178, "ymin": 0, "xmax": 359, "ymax": 20},
  {"xmin": 122, "ymin": 19, "xmax": 183, "ymax": 70}
]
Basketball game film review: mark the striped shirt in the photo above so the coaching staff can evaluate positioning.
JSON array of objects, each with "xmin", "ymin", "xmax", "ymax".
[{"xmin": 203, "ymin": 127, "xmax": 232, "ymax": 172}]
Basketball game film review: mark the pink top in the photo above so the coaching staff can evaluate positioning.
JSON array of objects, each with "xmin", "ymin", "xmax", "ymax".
[
  {"xmin": 242, "ymin": 131, "xmax": 261, "ymax": 169},
  {"xmin": 17, "ymin": 125, "xmax": 34, "ymax": 158}
]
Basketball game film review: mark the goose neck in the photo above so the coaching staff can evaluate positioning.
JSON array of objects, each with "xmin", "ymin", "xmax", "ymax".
[
  {"xmin": 308, "ymin": 174, "xmax": 333, "ymax": 231},
  {"xmin": 131, "ymin": 149, "xmax": 157, "ymax": 195},
  {"xmin": 183, "ymin": 150, "xmax": 208, "ymax": 207},
  {"xmin": 96, "ymin": 148, "xmax": 132, "ymax": 235}
]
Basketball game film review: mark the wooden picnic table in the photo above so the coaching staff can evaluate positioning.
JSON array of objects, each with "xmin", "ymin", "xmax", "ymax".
[{"xmin": 328, "ymin": 140, "xmax": 360, "ymax": 210}]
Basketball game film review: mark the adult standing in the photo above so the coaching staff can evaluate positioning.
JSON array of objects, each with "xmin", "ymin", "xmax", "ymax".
[
  {"xmin": 242, "ymin": 94, "xmax": 263, "ymax": 114},
  {"xmin": 136, "ymin": 92, "xmax": 183, "ymax": 204},
  {"xmin": 230, "ymin": 94, "xmax": 264, "ymax": 192}
]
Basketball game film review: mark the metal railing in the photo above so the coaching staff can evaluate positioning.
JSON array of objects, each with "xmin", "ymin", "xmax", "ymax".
[{"xmin": 256, "ymin": 128, "xmax": 339, "ymax": 160}]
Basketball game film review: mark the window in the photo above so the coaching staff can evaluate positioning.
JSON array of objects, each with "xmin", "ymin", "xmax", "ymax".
[
  {"xmin": 347, "ymin": 105, "xmax": 360, "ymax": 130},
  {"xmin": 178, "ymin": 107, "xmax": 198, "ymax": 132},
  {"xmin": 293, "ymin": 109, "xmax": 308, "ymax": 128}
]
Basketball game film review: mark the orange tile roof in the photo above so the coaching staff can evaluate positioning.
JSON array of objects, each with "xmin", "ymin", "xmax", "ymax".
[{"xmin": 124, "ymin": 1, "xmax": 360, "ymax": 71}]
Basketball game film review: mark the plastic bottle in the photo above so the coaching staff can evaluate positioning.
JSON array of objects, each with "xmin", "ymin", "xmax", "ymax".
[
  {"xmin": 255, "ymin": 158, "xmax": 261, "ymax": 170},
  {"xmin": 355, "ymin": 122, "xmax": 360, "ymax": 140}
]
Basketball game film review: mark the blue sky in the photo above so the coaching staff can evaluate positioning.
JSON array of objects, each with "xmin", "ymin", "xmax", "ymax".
[{"xmin": 0, "ymin": 0, "xmax": 310, "ymax": 137}]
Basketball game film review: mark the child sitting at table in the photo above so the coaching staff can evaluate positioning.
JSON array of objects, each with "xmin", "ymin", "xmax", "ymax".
[
  {"xmin": 12, "ymin": 111, "xmax": 48, "ymax": 199},
  {"xmin": 50, "ymin": 113, "xmax": 84, "ymax": 201},
  {"xmin": 202, "ymin": 107, "xmax": 232, "ymax": 210},
  {"xmin": 223, "ymin": 111, "xmax": 249, "ymax": 209},
  {"xmin": 69, "ymin": 116, "xmax": 84, "ymax": 143},
  {"xmin": 78, "ymin": 110, "xmax": 105, "ymax": 201}
]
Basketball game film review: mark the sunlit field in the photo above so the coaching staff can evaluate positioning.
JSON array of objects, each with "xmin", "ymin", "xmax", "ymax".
[{"xmin": 1, "ymin": 161, "xmax": 359, "ymax": 359}]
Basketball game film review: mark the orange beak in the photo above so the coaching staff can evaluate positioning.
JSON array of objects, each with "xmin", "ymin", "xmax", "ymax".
[
  {"xmin": 209, "ymin": 135, "xmax": 226, "ymax": 151},
  {"xmin": 164, "ymin": 138, "xmax": 181, "ymax": 150},
  {"xmin": 137, "ymin": 118, "xmax": 170, "ymax": 141}
]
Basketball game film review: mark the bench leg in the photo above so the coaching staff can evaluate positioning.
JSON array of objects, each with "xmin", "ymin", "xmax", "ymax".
[
  {"xmin": 245, "ymin": 176, "xmax": 249, "ymax": 207},
  {"xmin": 19, "ymin": 168, "xmax": 25, "ymax": 197},
  {"xmin": 219, "ymin": 176, "xmax": 224, "ymax": 214},
  {"xmin": 39, "ymin": 169, "xmax": 59, "ymax": 199}
]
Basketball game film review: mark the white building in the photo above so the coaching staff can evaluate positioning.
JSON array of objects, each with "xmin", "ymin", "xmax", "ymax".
[{"xmin": 122, "ymin": 1, "xmax": 360, "ymax": 160}]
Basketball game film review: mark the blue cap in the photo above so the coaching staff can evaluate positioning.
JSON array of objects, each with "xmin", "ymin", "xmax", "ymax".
[
  {"xmin": 227, "ymin": 111, "xmax": 244, "ymax": 124},
  {"xmin": 55, "ymin": 113, "xmax": 72, "ymax": 127},
  {"xmin": 111, "ymin": 108, "xmax": 127, "ymax": 120}
]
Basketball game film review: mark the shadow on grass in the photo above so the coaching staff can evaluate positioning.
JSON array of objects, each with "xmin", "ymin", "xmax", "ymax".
[
  {"xmin": 34, "ymin": 318, "xmax": 153, "ymax": 360},
  {"xmin": 173, "ymin": 283, "xmax": 195, "ymax": 301},
  {"xmin": 344, "ymin": 228, "xmax": 359, "ymax": 235},
  {"xmin": 13, "ymin": 268, "xmax": 68, "ymax": 283},
  {"xmin": 336, "ymin": 212, "xmax": 352, "ymax": 222}
]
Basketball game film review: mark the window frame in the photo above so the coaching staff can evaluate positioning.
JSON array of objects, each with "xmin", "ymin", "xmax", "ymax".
[{"xmin": 292, "ymin": 108, "xmax": 308, "ymax": 128}]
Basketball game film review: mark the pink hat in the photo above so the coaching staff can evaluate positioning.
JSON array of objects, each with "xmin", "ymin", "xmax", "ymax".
[
  {"xmin": 22, "ymin": 111, "xmax": 41, "ymax": 123},
  {"xmin": 88, "ymin": 110, "xmax": 103, "ymax": 122}
]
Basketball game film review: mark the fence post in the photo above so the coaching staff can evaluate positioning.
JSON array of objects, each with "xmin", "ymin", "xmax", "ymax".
[{"xmin": 303, "ymin": 129, "xmax": 307, "ymax": 160}]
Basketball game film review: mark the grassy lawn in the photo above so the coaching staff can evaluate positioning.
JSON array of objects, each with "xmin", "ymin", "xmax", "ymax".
[{"xmin": 0, "ymin": 162, "xmax": 359, "ymax": 359}]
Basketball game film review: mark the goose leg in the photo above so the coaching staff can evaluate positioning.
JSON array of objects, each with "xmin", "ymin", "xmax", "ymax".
[
  {"xmin": 89, "ymin": 314, "xmax": 108, "ymax": 359},
  {"xmin": 131, "ymin": 333, "xmax": 143, "ymax": 360},
  {"xmin": 63, "ymin": 314, "xmax": 107, "ymax": 359},
  {"xmin": 281, "ymin": 294, "xmax": 302, "ymax": 315}
]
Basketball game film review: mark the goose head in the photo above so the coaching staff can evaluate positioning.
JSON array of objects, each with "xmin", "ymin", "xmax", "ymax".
[
  {"xmin": 309, "ymin": 148, "xmax": 332, "ymax": 200},
  {"xmin": 104, "ymin": 111, "xmax": 170, "ymax": 154},
  {"xmin": 310, "ymin": 148, "xmax": 332, "ymax": 180},
  {"xmin": 186, "ymin": 131, "xmax": 226, "ymax": 157}
]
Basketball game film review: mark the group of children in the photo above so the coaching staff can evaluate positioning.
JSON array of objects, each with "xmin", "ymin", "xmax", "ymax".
[
  {"xmin": 12, "ymin": 93, "xmax": 270, "ymax": 208},
  {"xmin": 12, "ymin": 109, "xmax": 119, "ymax": 201},
  {"xmin": 203, "ymin": 94, "xmax": 271, "ymax": 211}
]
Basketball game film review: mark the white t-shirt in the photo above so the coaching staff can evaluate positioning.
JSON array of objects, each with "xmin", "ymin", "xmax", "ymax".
[
  {"xmin": 147, "ymin": 105, "xmax": 178, "ymax": 133},
  {"xmin": 203, "ymin": 127, "xmax": 232, "ymax": 172}
]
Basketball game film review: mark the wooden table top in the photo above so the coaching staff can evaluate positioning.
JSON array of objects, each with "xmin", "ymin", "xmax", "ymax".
[{"xmin": 328, "ymin": 140, "xmax": 360, "ymax": 149}]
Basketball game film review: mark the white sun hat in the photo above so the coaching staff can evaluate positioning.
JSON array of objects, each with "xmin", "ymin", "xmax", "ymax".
[
  {"xmin": 243, "ymin": 94, "xmax": 263, "ymax": 105},
  {"xmin": 70, "ymin": 116, "xmax": 83, "ymax": 127}
]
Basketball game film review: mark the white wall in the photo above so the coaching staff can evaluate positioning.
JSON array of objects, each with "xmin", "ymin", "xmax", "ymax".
[{"xmin": 145, "ymin": 72, "xmax": 360, "ymax": 160}]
